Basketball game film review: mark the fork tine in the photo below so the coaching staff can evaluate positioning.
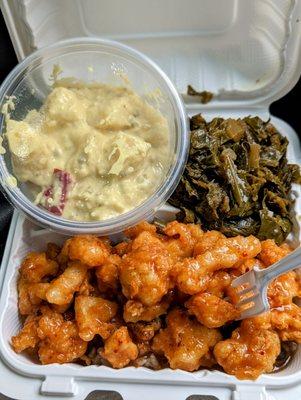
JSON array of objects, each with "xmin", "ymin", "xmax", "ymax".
[
  {"xmin": 235, "ymin": 285, "xmax": 255, "ymax": 296},
  {"xmin": 230, "ymin": 270, "xmax": 255, "ymax": 288},
  {"xmin": 237, "ymin": 302, "xmax": 269, "ymax": 320},
  {"xmin": 236, "ymin": 291, "xmax": 259, "ymax": 308},
  {"xmin": 230, "ymin": 276, "xmax": 247, "ymax": 288},
  {"xmin": 237, "ymin": 307, "xmax": 260, "ymax": 319},
  {"xmin": 236, "ymin": 292, "xmax": 270, "ymax": 319}
]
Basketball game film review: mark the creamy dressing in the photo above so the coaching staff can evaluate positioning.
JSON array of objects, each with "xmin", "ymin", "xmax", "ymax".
[
  {"xmin": 5, "ymin": 175, "xmax": 17, "ymax": 188},
  {"xmin": 0, "ymin": 136, "xmax": 5, "ymax": 155},
  {"xmin": 5, "ymin": 81, "xmax": 170, "ymax": 221}
]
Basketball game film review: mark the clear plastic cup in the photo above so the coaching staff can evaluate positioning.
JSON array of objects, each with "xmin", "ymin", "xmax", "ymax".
[{"xmin": 0, "ymin": 37, "xmax": 188, "ymax": 235}]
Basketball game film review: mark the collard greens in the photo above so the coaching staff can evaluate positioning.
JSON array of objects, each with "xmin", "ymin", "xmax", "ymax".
[
  {"xmin": 169, "ymin": 115, "xmax": 301, "ymax": 244},
  {"xmin": 187, "ymin": 85, "xmax": 214, "ymax": 104}
]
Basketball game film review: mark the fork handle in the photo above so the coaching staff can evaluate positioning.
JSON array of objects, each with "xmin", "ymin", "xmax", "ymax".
[{"xmin": 259, "ymin": 245, "xmax": 301, "ymax": 287}]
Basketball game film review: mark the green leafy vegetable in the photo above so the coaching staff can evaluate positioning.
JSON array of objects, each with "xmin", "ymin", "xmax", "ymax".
[
  {"xmin": 169, "ymin": 115, "xmax": 301, "ymax": 244},
  {"xmin": 187, "ymin": 85, "xmax": 214, "ymax": 104}
]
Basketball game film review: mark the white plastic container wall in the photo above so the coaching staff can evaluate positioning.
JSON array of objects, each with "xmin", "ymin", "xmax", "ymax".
[{"xmin": 0, "ymin": 1, "xmax": 301, "ymax": 400}]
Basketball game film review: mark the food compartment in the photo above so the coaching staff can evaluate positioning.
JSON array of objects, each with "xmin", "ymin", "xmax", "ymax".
[
  {"xmin": 80, "ymin": 0, "xmax": 296, "ymax": 95},
  {"xmin": 1, "ymin": 213, "xmax": 301, "ymax": 386},
  {"xmin": 0, "ymin": 113, "xmax": 300, "ymax": 393},
  {"xmin": 7, "ymin": 0, "xmax": 301, "ymax": 103}
]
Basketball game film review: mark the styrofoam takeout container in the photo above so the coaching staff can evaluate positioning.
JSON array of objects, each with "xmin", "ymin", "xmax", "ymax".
[{"xmin": 0, "ymin": 0, "xmax": 301, "ymax": 399}]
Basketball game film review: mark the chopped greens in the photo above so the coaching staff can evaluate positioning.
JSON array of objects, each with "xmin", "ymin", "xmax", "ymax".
[
  {"xmin": 169, "ymin": 115, "xmax": 301, "ymax": 244},
  {"xmin": 187, "ymin": 85, "xmax": 214, "ymax": 104}
]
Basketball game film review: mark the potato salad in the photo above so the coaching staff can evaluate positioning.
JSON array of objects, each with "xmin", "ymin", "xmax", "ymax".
[{"xmin": 5, "ymin": 80, "xmax": 169, "ymax": 221}]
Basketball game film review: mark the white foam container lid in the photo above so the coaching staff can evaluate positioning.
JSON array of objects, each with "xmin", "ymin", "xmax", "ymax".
[{"xmin": 0, "ymin": 1, "xmax": 301, "ymax": 399}]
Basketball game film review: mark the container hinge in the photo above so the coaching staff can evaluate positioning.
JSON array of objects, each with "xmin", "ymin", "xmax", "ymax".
[
  {"xmin": 233, "ymin": 385, "xmax": 274, "ymax": 400},
  {"xmin": 40, "ymin": 376, "xmax": 77, "ymax": 397}
]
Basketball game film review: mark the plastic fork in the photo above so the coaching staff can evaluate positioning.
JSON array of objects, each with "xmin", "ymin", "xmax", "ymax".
[{"xmin": 231, "ymin": 246, "xmax": 301, "ymax": 319}]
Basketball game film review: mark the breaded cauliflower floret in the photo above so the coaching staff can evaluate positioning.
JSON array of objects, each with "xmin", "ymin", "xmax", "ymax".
[
  {"xmin": 20, "ymin": 252, "xmax": 58, "ymax": 283},
  {"xmin": 241, "ymin": 303, "xmax": 301, "ymax": 343},
  {"xmin": 163, "ymin": 221, "xmax": 203, "ymax": 260},
  {"xmin": 101, "ymin": 327, "xmax": 138, "ymax": 368},
  {"xmin": 271, "ymin": 304, "xmax": 301, "ymax": 342},
  {"xmin": 186, "ymin": 292, "xmax": 239, "ymax": 328},
  {"xmin": 18, "ymin": 279, "xmax": 37, "ymax": 316},
  {"xmin": 267, "ymin": 271, "xmax": 301, "ymax": 308},
  {"xmin": 61, "ymin": 235, "xmax": 110, "ymax": 267},
  {"xmin": 193, "ymin": 231, "xmax": 225, "ymax": 256},
  {"xmin": 258, "ymin": 239, "xmax": 291, "ymax": 267},
  {"xmin": 123, "ymin": 297, "xmax": 170, "ymax": 323},
  {"xmin": 46, "ymin": 261, "xmax": 87, "ymax": 305},
  {"xmin": 124, "ymin": 221, "xmax": 157, "ymax": 239},
  {"xmin": 95, "ymin": 254, "xmax": 120, "ymax": 294},
  {"xmin": 152, "ymin": 308, "xmax": 221, "ymax": 371},
  {"xmin": 173, "ymin": 235, "xmax": 261, "ymax": 295},
  {"xmin": 204, "ymin": 271, "xmax": 231, "ymax": 298},
  {"xmin": 11, "ymin": 314, "xmax": 40, "ymax": 353},
  {"xmin": 75, "ymin": 295, "xmax": 118, "ymax": 340},
  {"xmin": 18, "ymin": 252, "xmax": 59, "ymax": 315},
  {"xmin": 37, "ymin": 307, "xmax": 87, "ymax": 364},
  {"xmin": 119, "ymin": 231, "xmax": 173, "ymax": 306},
  {"xmin": 214, "ymin": 320, "xmax": 280, "ymax": 380},
  {"xmin": 232, "ymin": 258, "xmax": 264, "ymax": 276}
]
